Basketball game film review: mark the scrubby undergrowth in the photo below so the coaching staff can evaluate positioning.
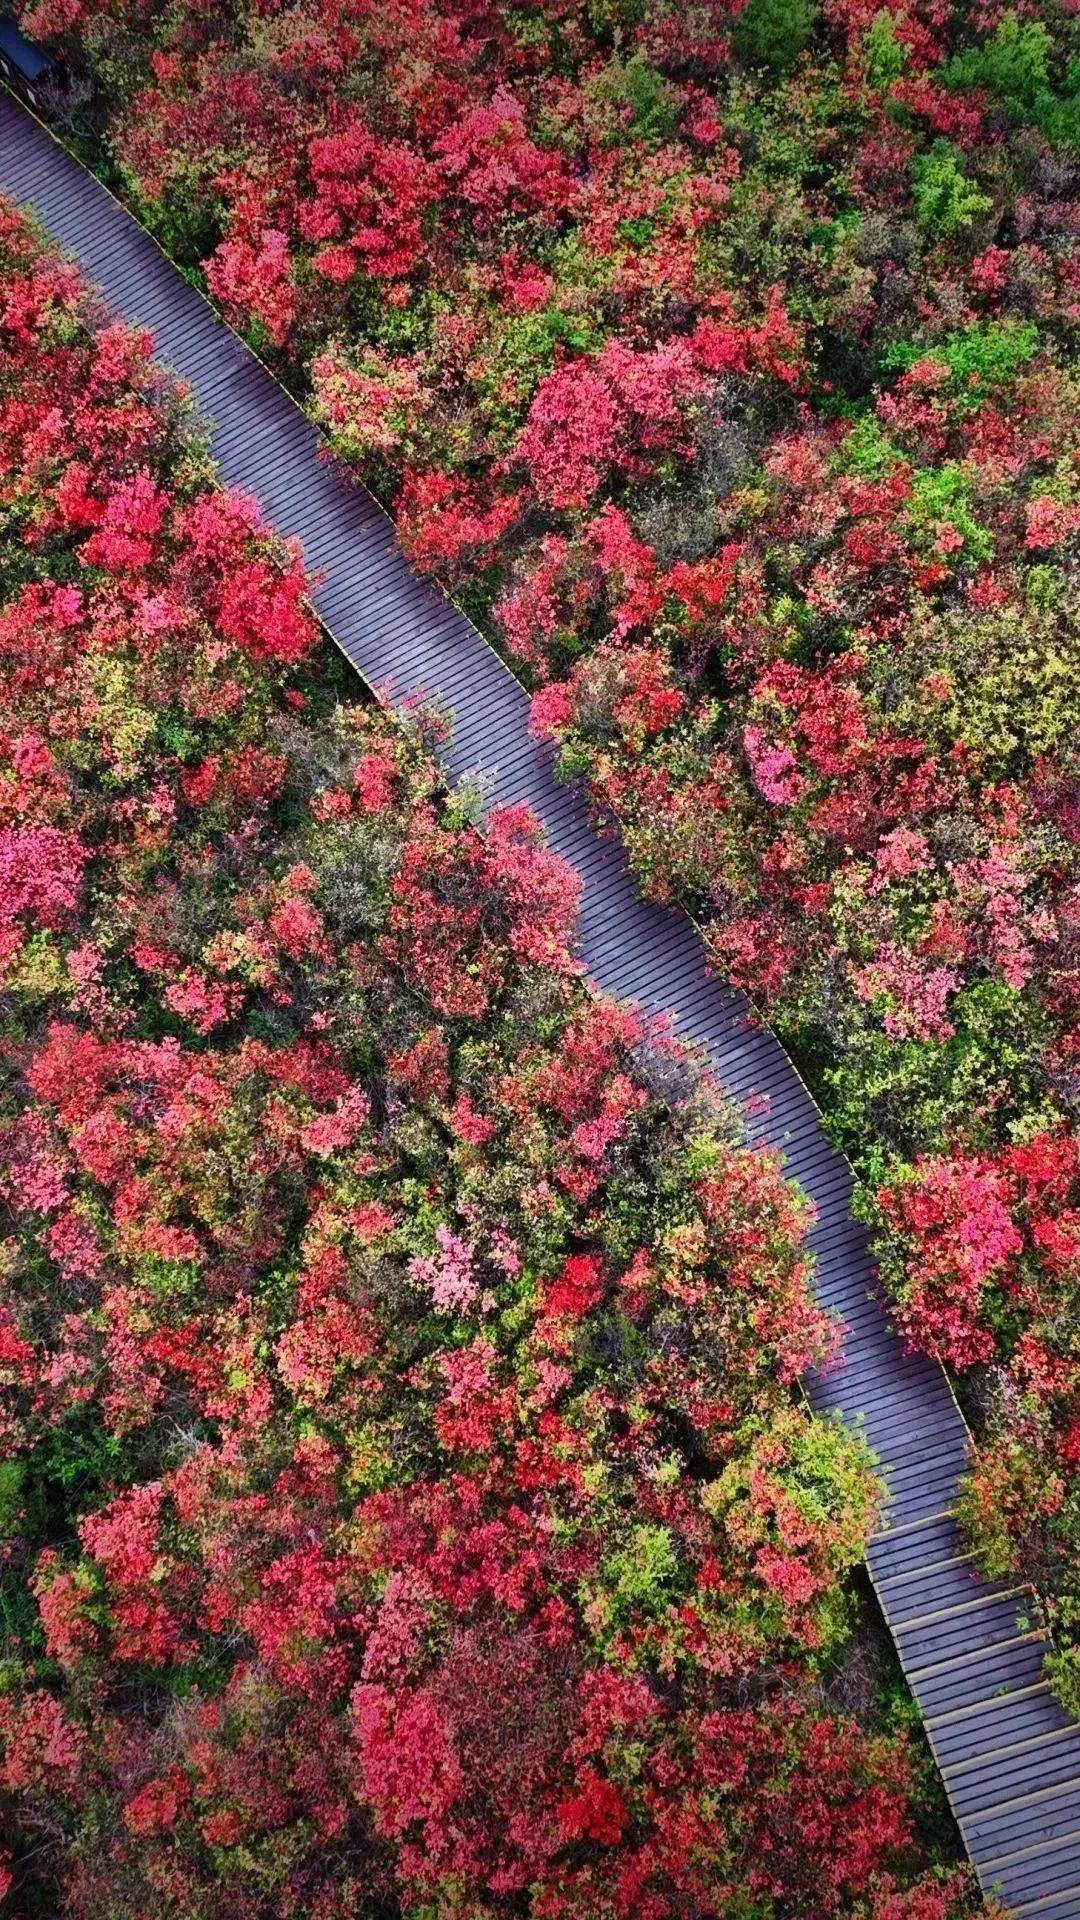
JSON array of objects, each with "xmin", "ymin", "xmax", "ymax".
[
  {"xmin": 0, "ymin": 199, "xmax": 996, "ymax": 1919},
  {"xmin": 24, "ymin": 0, "xmax": 1079, "ymax": 1703}
]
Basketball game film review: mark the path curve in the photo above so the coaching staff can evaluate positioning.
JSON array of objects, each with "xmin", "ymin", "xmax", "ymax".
[{"xmin": 2, "ymin": 89, "xmax": 1078, "ymax": 1914}]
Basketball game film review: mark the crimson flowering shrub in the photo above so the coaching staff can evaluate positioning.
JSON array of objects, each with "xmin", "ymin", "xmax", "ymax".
[
  {"xmin": 0, "ymin": 202, "xmax": 993, "ymax": 1919},
  {"xmin": 23, "ymin": 0, "xmax": 1080, "ymax": 1698}
]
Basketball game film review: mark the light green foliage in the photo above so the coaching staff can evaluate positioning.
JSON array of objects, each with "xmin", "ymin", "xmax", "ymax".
[
  {"xmin": 839, "ymin": 414, "xmax": 902, "ymax": 479},
  {"xmin": 596, "ymin": 1524, "xmax": 680, "ymax": 1625},
  {"xmin": 934, "ymin": 317, "xmax": 1040, "ymax": 395},
  {"xmin": 703, "ymin": 1412, "xmax": 879, "ymax": 1655},
  {"xmin": 701, "ymin": 76, "xmax": 848, "ymax": 299},
  {"xmin": 82, "ymin": 10, "xmax": 159, "ymax": 109},
  {"xmin": 1045, "ymin": 1651, "xmax": 1080, "ymax": 1717},
  {"xmin": 943, "ymin": 11, "xmax": 1053, "ymax": 114},
  {"xmin": 958, "ymin": 1457, "xmax": 1080, "ymax": 1717},
  {"xmin": 770, "ymin": 1415, "xmax": 878, "ymax": 1557},
  {"xmin": 885, "ymin": 320, "xmax": 1040, "ymax": 403},
  {"xmin": 911, "ymin": 141, "xmax": 992, "ymax": 237},
  {"xmin": 884, "ymin": 593, "xmax": 1080, "ymax": 781},
  {"xmin": 480, "ymin": 305, "xmax": 601, "ymax": 431},
  {"xmin": 907, "ymin": 463, "xmax": 993, "ymax": 563},
  {"xmin": 864, "ymin": 9, "xmax": 907, "ymax": 89},
  {"xmin": 821, "ymin": 978, "xmax": 1055, "ymax": 1176}
]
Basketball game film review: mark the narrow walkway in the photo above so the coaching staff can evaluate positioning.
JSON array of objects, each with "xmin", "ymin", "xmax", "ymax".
[{"xmin": 2, "ymin": 91, "xmax": 1078, "ymax": 1914}]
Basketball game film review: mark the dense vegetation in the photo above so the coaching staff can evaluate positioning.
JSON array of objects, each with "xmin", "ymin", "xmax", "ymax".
[
  {"xmin": 0, "ymin": 198, "xmax": 997, "ymax": 1919},
  {"xmin": 25, "ymin": 0, "xmax": 1080, "ymax": 1704}
]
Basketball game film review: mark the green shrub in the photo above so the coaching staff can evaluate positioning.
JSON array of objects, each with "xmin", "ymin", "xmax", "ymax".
[
  {"xmin": 911, "ymin": 141, "xmax": 992, "ymax": 236},
  {"xmin": 864, "ymin": 8, "xmax": 907, "ymax": 88},
  {"xmin": 885, "ymin": 320, "xmax": 1040, "ymax": 403},
  {"xmin": 943, "ymin": 12, "xmax": 1053, "ymax": 114},
  {"xmin": 1042, "ymin": 69, "xmax": 1080, "ymax": 150},
  {"xmin": 943, "ymin": 15, "xmax": 1080, "ymax": 152},
  {"xmin": 839, "ymin": 414, "xmax": 902, "ymax": 479},
  {"xmin": 0, "ymin": 1460, "xmax": 26, "ymax": 1536},
  {"xmin": 588, "ymin": 53, "xmax": 679, "ymax": 143},
  {"xmin": 907, "ymin": 463, "xmax": 993, "ymax": 563},
  {"xmin": 733, "ymin": 0, "xmax": 817, "ymax": 76}
]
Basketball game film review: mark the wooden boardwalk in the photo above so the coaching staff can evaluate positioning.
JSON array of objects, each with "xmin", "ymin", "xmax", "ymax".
[{"xmin": 2, "ymin": 90, "xmax": 1078, "ymax": 1914}]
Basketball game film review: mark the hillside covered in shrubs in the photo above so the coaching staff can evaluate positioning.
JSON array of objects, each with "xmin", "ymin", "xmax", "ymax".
[
  {"xmin": 24, "ymin": 0, "xmax": 1080, "ymax": 1703},
  {"xmin": 0, "ymin": 198, "xmax": 1000, "ymax": 1918}
]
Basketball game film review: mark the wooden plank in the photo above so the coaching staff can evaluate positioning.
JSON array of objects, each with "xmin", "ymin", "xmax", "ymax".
[
  {"xmin": 935, "ymin": 1683, "xmax": 1075, "ymax": 1753},
  {"xmin": 883, "ymin": 1562, "xmax": 1018, "ymax": 1629},
  {"xmin": 972, "ymin": 1777, "xmax": 1080, "ymax": 1865},
  {"xmin": 897, "ymin": 1595, "xmax": 1038, "ymax": 1674},
  {"xmin": 1012, "ymin": 1887, "xmax": 1080, "ymax": 1920}
]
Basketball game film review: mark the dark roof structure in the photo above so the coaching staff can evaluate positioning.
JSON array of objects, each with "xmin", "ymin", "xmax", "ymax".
[
  {"xmin": 0, "ymin": 19, "xmax": 55, "ymax": 87},
  {"xmin": 1, "ymin": 86, "xmax": 1078, "ymax": 1915}
]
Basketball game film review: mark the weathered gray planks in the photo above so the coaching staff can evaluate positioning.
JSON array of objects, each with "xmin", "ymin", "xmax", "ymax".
[{"xmin": 1, "ymin": 89, "xmax": 1077, "ymax": 1914}]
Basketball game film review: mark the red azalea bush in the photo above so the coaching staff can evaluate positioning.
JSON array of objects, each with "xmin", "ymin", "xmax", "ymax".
[
  {"xmin": 0, "ymin": 201, "xmax": 995, "ymax": 1919},
  {"xmin": 23, "ymin": 0, "xmax": 1080, "ymax": 1696}
]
